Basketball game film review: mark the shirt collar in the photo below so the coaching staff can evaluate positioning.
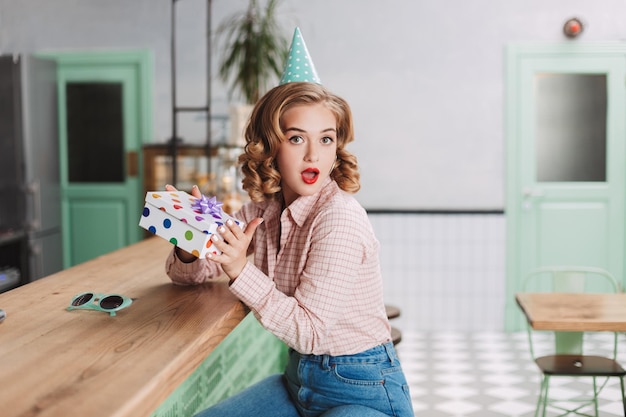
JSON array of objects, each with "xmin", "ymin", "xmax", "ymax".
[{"xmin": 284, "ymin": 177, "xmax": 335, "ymax": 227}]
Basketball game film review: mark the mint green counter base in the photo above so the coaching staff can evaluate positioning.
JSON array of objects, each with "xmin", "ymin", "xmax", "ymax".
[{"xmin": 153, "ymin": 313, "xmax": 288, "ymax": 417}]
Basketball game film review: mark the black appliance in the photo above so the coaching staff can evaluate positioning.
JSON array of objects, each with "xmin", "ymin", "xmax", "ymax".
[{"xmin": 0, "ymin": 54, "xmax": 62, "ymax": 292}]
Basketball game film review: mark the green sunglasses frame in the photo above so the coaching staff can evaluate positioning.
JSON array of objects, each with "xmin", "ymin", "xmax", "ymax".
[{"xmin": 66, "ymin": 292, "xmax": 133, "ymax": 316}]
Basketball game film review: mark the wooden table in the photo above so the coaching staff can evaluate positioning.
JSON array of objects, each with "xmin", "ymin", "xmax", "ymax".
[
  {"xmin": 0, "ymin": 237, "xmax": 247, "ymax": 417},
  {"xmin": 516, "ymin": 292, "xmax": 626, "ymax": 332}
]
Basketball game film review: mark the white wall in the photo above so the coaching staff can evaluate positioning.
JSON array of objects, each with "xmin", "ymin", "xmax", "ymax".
[
  {"xmin": 370, "ymin": 212, "xmax": 506, "ymax": 331},
  {"xmin": 2, "ymin": 0, "xmax": 626, "ymax": 210}
]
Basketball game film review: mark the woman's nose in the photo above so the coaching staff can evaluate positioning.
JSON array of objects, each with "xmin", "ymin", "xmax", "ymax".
[{"xmin": 304, "ymin": 143, "xmax": 319, "ymax": 162}]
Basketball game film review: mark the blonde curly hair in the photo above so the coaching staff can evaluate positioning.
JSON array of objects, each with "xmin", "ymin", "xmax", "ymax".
[{"xmin": 239, "ymin": 82, "xmax": 360, "ymax": 203}]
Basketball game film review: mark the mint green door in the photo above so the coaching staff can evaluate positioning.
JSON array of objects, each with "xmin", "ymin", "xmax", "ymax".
[
  {"xmin": 505, "ymin": 44, "xmax": 626, "ymax": 330},
  {"xmin": 42, "ymin": 51, "xmax": 152, "ymax": 268}
]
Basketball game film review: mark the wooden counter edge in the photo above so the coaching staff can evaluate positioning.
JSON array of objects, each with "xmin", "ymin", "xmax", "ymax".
[{"xmin": 123, "ymin": 299, "xmax": 249, "ymax": 417}]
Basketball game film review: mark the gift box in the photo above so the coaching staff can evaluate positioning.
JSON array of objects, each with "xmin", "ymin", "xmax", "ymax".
[{"xmin": 139, "ymin": 191, "xmax": 244, "ymax": 257}]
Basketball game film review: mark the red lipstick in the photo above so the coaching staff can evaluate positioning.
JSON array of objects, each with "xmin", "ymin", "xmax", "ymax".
[{"xmin": 301, "ymin": 168, "xmax": 320, "ymax": 184}]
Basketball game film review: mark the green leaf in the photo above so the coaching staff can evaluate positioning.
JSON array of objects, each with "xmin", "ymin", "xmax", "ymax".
[{"xmin": 216, "ymin": 0, "xmax": 289, "ymax": 104}]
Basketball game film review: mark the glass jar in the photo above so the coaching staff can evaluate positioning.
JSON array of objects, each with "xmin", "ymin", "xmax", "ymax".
[{"xmin": 215, "ymin": 146, "xmax": 245, "ymax": 214}]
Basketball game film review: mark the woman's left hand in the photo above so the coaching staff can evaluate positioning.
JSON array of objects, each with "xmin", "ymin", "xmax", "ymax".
[{"xmin": 208, "ymin": 217, "xmax": 264, "ymax": 280}]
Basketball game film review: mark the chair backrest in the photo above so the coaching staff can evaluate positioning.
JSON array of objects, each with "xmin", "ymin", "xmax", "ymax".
[
  {"xmin": 522, "ymin": 266, "xmax": 621, "ymax": 358},
  {"xmin": 523, "ymin": 266, "xmax": 620, "ymax": 294}
]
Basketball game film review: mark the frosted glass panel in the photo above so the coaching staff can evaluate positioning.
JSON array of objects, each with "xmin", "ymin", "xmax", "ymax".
[{"xmin": 535, "ymin": 73, "xmax": 606, "ymax": 182}]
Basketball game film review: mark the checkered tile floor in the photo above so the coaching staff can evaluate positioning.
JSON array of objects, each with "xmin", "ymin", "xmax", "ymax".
[{"xmin": 395, "ymin": 332, "xmax": 626, "ymax": 416}]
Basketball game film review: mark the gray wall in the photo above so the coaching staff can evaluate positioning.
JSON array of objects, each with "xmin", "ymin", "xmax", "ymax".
[{"xmin": 2, "ymin": 0, "xmax": 626, "ymax": 210}]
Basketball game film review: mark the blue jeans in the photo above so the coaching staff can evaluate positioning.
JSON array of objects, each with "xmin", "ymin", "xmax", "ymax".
[{"xmin": 194, "ymin": 342, "xmax": 413, "ymax": 417}]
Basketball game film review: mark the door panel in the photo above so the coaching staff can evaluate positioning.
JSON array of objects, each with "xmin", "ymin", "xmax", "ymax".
[
  {"xmin": 505, "ymin": 44, "xmax": 626, "ymax": 330},
  {"xmin": 537, "ymin": 202, "xmax": 607, "ymax": 266},
  {"xmin": 39, "ymin": 50, "xmax": 152, "ymax": 268},
  {"xmin": 69, "ymin": 198, "xmax": 127, "ymax": 264}
]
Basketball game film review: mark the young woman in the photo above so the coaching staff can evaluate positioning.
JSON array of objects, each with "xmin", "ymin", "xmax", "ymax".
[{"xmin": 165, "ymin": 81, "xmax": 413, "ymax": 417}]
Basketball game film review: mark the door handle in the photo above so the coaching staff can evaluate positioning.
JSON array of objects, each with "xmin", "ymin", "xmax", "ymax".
[
  {"xmin": 25, "ymin": 180, "xmax": 42, "ymax": 231},
  {"xmin": 522, "ymin": 187, "xmax": 544, "ymax": 198},
  {"xmin": 127, "ymin": 151, "xmax": 138, "ymax": 177},
  {"xmin": 522, "ymin": 187, "xmax": 544, "ymax": 209}
]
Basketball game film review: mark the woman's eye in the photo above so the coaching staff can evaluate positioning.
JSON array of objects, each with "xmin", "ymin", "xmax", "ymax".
[
  {"xmin": 289, "ymin": 135, "xmax": 304, "ymax": 144},
  {"xmin": 321, "ymin": 136, "xmax": 334, "ymax": 144}
]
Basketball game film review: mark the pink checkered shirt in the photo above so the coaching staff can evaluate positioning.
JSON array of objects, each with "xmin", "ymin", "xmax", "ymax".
[{"xmin": 166, "ymin": 178, "xmax": 392, "ymax": 355}]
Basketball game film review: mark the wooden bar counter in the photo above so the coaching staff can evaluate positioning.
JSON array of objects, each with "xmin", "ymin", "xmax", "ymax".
[{"xmin": 0, "ymin": 237, "xmax": 263, "ymax": 417}]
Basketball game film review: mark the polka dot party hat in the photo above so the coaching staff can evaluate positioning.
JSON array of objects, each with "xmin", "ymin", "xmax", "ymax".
[{"xmin": 279, "ymin": 27, "xmax": 321, "ymax": 85}]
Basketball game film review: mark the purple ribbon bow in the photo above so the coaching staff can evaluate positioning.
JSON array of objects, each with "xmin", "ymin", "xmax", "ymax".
[{"xmin": 192, "ymin": 195, "xmax": 224, "ymax": 220}]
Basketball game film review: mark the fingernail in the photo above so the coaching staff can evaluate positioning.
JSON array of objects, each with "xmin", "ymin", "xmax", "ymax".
[
  {"xmin": 226, "ymin": 219, "xmax": 233, "ymax": 226},
  {"xmin": 211, "ymin": 235, "xmax": 219, "ymax": 242},
  {"xmin": 192, "ymin": 185, "xmax": 198, "ymax": 189},
  {"xmin": 219, "ymin": 226, "xmax": 226, "ymax": 233}
]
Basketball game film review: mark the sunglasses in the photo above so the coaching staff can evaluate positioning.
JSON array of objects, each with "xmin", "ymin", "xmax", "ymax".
[{"xmin": 66, "ymin": 292, "xmax": 133, "ymax": 316}]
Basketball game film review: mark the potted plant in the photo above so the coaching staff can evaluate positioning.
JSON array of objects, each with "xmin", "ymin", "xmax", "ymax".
[
  {"xmin": 216, "ymin": 0, "xmax": 288, "ymax": 146},
  {"xmin": 214, "ymin": 0, "xmax": 288, "ymax": 203},
  {"xmin": 216, "ymin": 0, "xmax": 288, "ymax": 105}
]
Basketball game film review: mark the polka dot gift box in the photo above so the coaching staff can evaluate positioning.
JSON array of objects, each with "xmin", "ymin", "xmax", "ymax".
[{"xmin": 139, "ymin": 191, "xmax": 244, "ymax": 258}]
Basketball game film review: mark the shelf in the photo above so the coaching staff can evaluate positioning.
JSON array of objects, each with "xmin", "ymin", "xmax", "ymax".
[
  {"xmin": 0, "ymin": 230, "xmax": 26, "ymax": 246},
  {"xmin": 143, "ymin": 144, "xmax": 212, "ymax": 194}
]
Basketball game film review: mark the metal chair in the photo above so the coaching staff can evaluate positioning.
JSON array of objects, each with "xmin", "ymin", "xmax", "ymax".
[{"xmin": 522, "ymin": 266, "xmax": 626, "ymax": 417}]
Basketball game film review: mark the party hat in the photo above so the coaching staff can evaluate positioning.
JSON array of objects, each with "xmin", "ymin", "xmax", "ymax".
[{"xmin": 279, "ymin": 27, "xmax": 321, "ymax": 85}]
